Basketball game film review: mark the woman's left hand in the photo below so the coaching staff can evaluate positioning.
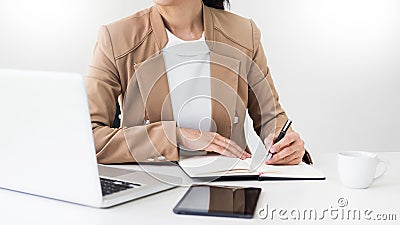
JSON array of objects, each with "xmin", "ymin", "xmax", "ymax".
[{"xmin": 264, "ymin": 131, "xmax": 305, "ymax": 165}]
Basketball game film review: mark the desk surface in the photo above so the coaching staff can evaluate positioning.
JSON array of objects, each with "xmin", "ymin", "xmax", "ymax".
[{"xmin": 1, "ymin": 152, "xmax": 399, "ymax": 225}]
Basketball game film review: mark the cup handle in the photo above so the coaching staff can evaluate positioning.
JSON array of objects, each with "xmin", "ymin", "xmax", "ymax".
[{"xmin": 374, "ymin": 159, "xmax": 388, "ymax": 181}]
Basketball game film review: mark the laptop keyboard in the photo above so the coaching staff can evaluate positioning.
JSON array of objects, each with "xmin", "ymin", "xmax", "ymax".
[{"xmin": 100, "ymin": 177, "xmax": 141, "ymax": 196}]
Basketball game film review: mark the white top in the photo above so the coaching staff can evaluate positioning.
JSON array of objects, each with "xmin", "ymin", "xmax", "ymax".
[{"xmin": 162, "ymin": 29, "xmax": 212, "ymax": 132}]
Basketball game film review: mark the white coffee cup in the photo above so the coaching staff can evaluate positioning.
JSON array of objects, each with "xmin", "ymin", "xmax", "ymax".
[{"xmin": 337, "ymin": 151, "xmax": 388, "ymax": 189}]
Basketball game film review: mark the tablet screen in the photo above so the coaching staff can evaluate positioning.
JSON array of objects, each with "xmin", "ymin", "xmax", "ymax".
[{"xmin": 173, "ymin": 185, "xmax": 262, "ymax": 218}]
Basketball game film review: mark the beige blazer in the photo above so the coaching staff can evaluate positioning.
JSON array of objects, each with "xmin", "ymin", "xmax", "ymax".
[{"xmin": 86, "ymin": 4, "xmax": 312, "ymax": 164}]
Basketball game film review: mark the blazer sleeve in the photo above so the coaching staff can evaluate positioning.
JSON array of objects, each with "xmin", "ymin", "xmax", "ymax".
[
  {"xmin": 86, "ymin": 26, "xmax": 179, "ymax": 164},
  {"xmin": 247, "ymin": 21, "xmax": 313, "ymax": 164}
]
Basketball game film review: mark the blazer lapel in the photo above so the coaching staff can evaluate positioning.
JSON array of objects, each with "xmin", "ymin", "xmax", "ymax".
[
  {"xmin": 209, "ymin": 51, "xmax": 240, "ymax": 138},
  {"xmin": 134, "ymin": 54, "xmax": 174, "ymax": 122},
  {"xmin": 204, "ymin": 4, "xmax": 240, "ymax": 138}
]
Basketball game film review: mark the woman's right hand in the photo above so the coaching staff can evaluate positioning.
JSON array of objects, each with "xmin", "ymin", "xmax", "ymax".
[{"xmin": 176, "ymin": 127, "xmax": 251, "ymax": 160}]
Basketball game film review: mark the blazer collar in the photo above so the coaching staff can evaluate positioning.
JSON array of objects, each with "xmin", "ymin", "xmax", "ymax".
[{"xmin": 149, "ymin": 3, "xmax": 215, "ymax": 52}]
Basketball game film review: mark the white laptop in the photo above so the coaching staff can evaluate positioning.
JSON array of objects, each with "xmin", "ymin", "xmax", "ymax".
[{"xmin": 0, "ymin": 69, "xmax": 180, "ymax": 208}]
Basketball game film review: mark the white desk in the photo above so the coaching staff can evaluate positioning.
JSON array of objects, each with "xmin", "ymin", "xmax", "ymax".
[{"xmin": 1, "ymin": 152, "xmax": 399, "ymax": 225}]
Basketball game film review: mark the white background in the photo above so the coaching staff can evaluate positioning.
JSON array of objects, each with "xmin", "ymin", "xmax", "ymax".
[{"xmin": 0, "ymin": 0, "xmax": 399, "ymax": 153}]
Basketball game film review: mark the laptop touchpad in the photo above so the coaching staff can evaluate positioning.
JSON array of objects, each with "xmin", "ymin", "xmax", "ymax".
[{"xmin": 98, "ymin": 165, "xmax": 136, "ymax": 178}]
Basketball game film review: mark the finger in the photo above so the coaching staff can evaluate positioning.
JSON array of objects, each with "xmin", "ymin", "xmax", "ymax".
[
  {"xmin": 213, "ymin": 138, "xmax": 247, "ymax": 159},
  {"xmin": 217, "ymin": 144, "xmax": 241, "ymax": 158},
  {"xmin": 207, "ymin": 137, "xmax": 242, "ymax": 159},
  {"xmin": 268, "ymin": 142, "xmax": 305, "ymax": 165},
  {"xmin": 205, "ymin": 143, "xmax": 237, "ymax": 158},
  {"xmin": 267, "ymin": 146, "xmax": 296, "ymax": 164},
  {"xmin": 270, "ymin": 132, "xmax": 298, "ymax": 153},
  {"xmin": 263, "ymin": 134, "xmax": 274, "ymax": 150},
  {"xmin": 214, "ymin": 134, "xmax": 251, "ymax": 159},
  {"xmin": 277, "ymin": 156, "xmax": 302, "ymax": 165},
  {"xmin": 291, "ymin": 156, "xmax": 303, "ymax": 165},
  {"xmin": 211, "ymin": 135, "xmax": 236, "ymax": 155},
  {"xmin": 228, "ymin": 140, "xmax": 252, "ymax": 158},
  {"xmin": 271, "ymin": 151, "xmax": 300, "ymax": 165}
]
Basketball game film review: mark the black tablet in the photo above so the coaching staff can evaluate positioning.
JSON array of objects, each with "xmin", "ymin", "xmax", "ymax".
[{"xmin": 173, "ymin": 185, "xmax": 262, "ymax": 219}]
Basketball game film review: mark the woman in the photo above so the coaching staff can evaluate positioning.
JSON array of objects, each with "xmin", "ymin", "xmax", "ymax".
[{"xmin": 86, "ymin": 0, "xmax": 312, "ymax": 165}]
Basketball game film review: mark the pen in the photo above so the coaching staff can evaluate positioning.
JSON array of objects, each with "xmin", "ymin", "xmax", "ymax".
[{"xmin": 266, "ymin": 119, "xmax": 292, "ymax": 161}]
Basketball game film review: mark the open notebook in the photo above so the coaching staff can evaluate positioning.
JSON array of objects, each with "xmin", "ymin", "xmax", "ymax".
[{"xmin": 178, "ymin": 154, "xmax": 325, "ymax": 181}]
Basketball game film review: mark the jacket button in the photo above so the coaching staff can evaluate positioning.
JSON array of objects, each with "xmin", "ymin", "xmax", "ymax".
[{"xmin": 157, "ymin": 156, "xmax": 165, "ymax": 161}]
